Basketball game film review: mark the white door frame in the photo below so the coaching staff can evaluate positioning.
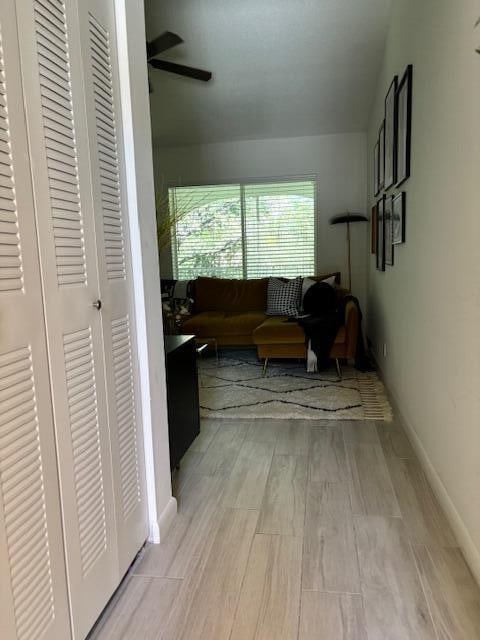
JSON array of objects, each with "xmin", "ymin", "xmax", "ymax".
[{"xmin": 113, "ymin": 0, "xmax": 176, "ymax": 543}]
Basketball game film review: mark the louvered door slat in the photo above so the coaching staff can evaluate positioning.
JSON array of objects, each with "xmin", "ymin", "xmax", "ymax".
[
  {"xmin": 63, "ymin": 326, "xmax": 107, "ymax": 578},
  {"xmin": 87, "ymin": 12, "xmax": 125, "ymax": 281},
  {"xmin": 34, "ymin": 0, "xmax": 87, "ymax": 289},
  {"xmin": 0, "ymin": 348, "xmax": 67, "ymax": 640},
  {"xmin": 111, "ymin": 316, "xmax": 140, "ymax": 519},
  {"xmin": 0, "ymin": 37, "xmax": 22, "ymax": 295}
]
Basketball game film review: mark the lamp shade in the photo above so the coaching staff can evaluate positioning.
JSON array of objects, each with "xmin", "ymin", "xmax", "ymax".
[{"xmin": 330, "ymin": 212, "xmax": 368, "ymax": 224}]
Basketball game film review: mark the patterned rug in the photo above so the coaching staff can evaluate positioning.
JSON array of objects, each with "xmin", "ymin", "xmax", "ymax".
[{"xmin": 198, "ymin": 349, "xmax": 392, "ymax": 421}]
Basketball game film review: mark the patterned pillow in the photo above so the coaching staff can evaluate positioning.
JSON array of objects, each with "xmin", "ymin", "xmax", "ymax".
[{"xmin": 266, "ymin": 277, "xmax": 302, "ymax": 317}]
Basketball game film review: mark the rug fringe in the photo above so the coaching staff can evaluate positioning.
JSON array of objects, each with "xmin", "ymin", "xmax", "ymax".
[{"xmin": 357, "ymin": 373, "xmax": 393, "ymax": 422}]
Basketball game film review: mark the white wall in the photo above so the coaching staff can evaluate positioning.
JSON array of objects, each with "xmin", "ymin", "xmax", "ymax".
[
  {"xmin": 116, "ymin": 0, "xmax": 176, "ymax": 542},
  {"xmin": 154, "ymin": 133, "xmax": 369, "ymax": 309},
  {"xmin": 367, "ymin": 0, "xmax": 480, "ymax": 580}
]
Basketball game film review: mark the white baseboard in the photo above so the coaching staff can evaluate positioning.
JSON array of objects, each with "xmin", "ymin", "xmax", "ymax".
[
  {"xmin": 373, "ymin": 354, "xmax": 480, "ymax": 587},
  {"xmin": 148, "ymin": 520, "xmax": 160, "ymax": 544},
  {"xmin": 149, "ymin": 496, "xmax": 177, "ymax": 544}
]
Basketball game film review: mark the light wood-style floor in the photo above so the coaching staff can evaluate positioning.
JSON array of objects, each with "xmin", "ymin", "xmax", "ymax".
[{"xmin": 90, "ymin": 417, "xmax": 480, "ymax": 639}]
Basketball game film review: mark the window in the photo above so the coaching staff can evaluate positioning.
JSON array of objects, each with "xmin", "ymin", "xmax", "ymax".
[{"xmin": 169, "ymin": 179, "xmax": 316, "ymax": 279}]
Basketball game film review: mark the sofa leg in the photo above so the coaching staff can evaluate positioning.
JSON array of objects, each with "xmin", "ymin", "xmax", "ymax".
[
  {"xmin": 262, "ymin": 358, "xmax": 269, "ymax": 377},
  {"xmin": 335, "ymin": 358, "xmax": 342, "ymax": 380}
]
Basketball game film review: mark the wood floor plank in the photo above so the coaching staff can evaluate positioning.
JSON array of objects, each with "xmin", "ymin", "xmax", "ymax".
[
  {"xmin": 195, "ymin": 421, "xmax": 248, "ymax": 476},
  {"xmin": 134, "ymin": 475, "xmax": 225, "ymax": 579},
  {"xmin": 387, "ymin": 456, "xmax": 457, "ymax": 547},
  {"xmin": 299, "ymin": 591, "xmax": 368, "ymax": 640},
  {"xmin": 342, "ymin": 420, "xmax": 380, "ymax": 445},
  {"xmin": 346, "ymin": 443, "xmax": 401, "ymax": 517},
  {"xmin": 413, "ymin": 545, "xmax": 480, "ymax": 640},
  {"xmin": 309, "ymin": 425, "xmax": 348, "ymax": 483},
  {"xmin": 171, "ymin": 447, "xmax": 204, "ymax": 494},
  {"xmin": 376, "ymin": 421, "xmax": 416, "ymax": 459},
  {"xmin": 247, "ymin": 418, "xmax": 281, "ymax": 444},
  {"xmin": 230, "ymin": 534, "xmax": 303, "ymax": 640},
  {"xmin": 302, "ymin": 480, "xmax": 360, "ymax": 593},
  {"xmin": 222, "ymin": 439, "xmax": 274, "ymax": 509},
  {"xmin": 354, "ymin": 515, "xmax": 436, "ymax": 640},
  {"xmin": 189, "ymin": 419, "xmax": 220, "ymax": 453},
  {"xmin": 275, "ymin": 419, "xmax": 310, "ymax": 455},
  {"xmin": 163, "ymin": 508, "xmax": 259, "ymax": 640},
  {"xmin": 257, "ymin": 454, "xmax": 307, "ymax": 536},
  {"xmin": 90, "ymin": 576, "xmax": 181, "ymax": 639}
]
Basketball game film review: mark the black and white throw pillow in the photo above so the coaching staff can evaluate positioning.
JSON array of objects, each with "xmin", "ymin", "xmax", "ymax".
[{"xmin": 266, "ymin": 277, "xmax": 302, "ymax": 317}]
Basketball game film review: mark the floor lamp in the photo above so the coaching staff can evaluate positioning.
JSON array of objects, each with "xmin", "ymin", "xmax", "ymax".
[{"xmin": 329, "ymin": 212, "xmax": 368, "ymax": 292}]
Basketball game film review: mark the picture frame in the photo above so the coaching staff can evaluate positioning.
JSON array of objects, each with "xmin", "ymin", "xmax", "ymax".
[
  {"xmin": 396, "ymin": 65, "xmax": 413, "ymax": 187},
  {"xmin": 376, "ymin": 196, "xmax": 385, "ymax": 271},
  {"xmin": 392, "ymin": 192, "xmax": 406, "ymax": 245},
  {"xmin": 378, "ymin": 120, "xmax": 385, "ymax": 191},
  {"xmin": 384, "ymin": 76, "xmax": 398, "ymax": 190},
  {"xmin": 384, "ymin": 194, "xmax": 394, "ymax": 266},
  {"xmin": 373, "ymin": 140, "xmax": 380, "ymax": 196},
  {"xmin": 371, "ymin": 204, "xmax": 378, "ymax": 254}
]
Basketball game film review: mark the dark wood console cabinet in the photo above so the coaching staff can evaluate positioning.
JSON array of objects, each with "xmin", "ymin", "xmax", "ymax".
[{"xmin": 164, "ymin": 335, "xmax": 201, "ymax": 470}]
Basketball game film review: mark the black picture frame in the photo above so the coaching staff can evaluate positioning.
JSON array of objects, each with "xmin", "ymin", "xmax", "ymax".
[
  {"xmin": 392, "ymin": 192, "xmax": 406, "ymax": 245},
  {"xmin": 384, "ymin": 194, "xmax": 394, "ymax": 266},
  {"xmin": 373, "ymin": 140, "xmax": 380, "ymax": 196},
  {"xmin": 378, "ymin": 120, "xmax": 385, "ymax": 191},
  {"xmin": 384, "ymin": 76, "xmax": 398, "ymax": 190},
  {"xmin": 376, "ymin": 196, "xmax": 385, "ymax": 271},
  {"xmin": 371, "ymin": 204, "xmax": 378, "ymax": 254},
  {"xmin": 396, "ymin": 65, "xmax": 413, "ymax": 187}
]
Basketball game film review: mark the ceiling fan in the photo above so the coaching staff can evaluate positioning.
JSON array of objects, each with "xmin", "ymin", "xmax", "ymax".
[{"xmin": 146, "ymin": 31, "xmax": 213, "ymax": 90}]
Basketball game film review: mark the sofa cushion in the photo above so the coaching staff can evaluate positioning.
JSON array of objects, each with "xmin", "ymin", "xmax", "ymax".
[
  {"xmin": 253, "ymin": 316, "xmax": 305, "ymax": 345},
  {"xmin": 182, "ymin": 311, "xmax": 267, "ymax": 337},
  {"xmin": 253, "ymin": 317, "xmax": 346, "ymax": 346},
  {"xmin": 195, "ymin": 277, "xmax": 268, "ymax": 313}
]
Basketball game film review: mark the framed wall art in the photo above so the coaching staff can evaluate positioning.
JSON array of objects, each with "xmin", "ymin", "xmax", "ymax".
[
  {"xmin": 371, "ymin": 204, "xmax": 378, "ymax": 254},
  {"xmin": 378, "ymin": 120, "xmax": 385, "ymax": 191},
  {"xmin": 373, "ymin": 140, "xmax": 380, "ymax": 196},
  {"xmin": 384, "ymin": 194, "xmax": 394, "ymax": 266},
  {"xmin": 384, "ymin": 76, "xmax": 398, "ymax": 189},
  {"xmin": 392, "ymin": 192, "xmax": 406, "ymax": 244},
  {"xmin": 376, "ymin": 196, "xmax": 385, "ymax": 271},
  {"xmin": 396, "ymin": 65, "xmax": 413, "ymax": 187}
]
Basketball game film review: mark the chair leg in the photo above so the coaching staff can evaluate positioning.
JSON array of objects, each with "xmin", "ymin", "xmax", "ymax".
[
  {"xmin": 262, "ymin": 358, "xmax": 269, "ymax": 377},
  {"xmin": 335, "ymin": 358, "xmax": 342, "ymax": 380}
]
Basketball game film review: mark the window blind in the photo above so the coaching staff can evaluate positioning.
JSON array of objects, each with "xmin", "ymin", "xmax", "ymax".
[{"xmin": 169, "ymin": 179, "xmax": 315, "ymax": 279}]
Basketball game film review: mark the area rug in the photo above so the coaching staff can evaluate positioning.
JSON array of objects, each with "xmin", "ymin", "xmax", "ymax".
[{"xmin": 198, "ymin": 349, "xmax": 392, "ymax": 421}]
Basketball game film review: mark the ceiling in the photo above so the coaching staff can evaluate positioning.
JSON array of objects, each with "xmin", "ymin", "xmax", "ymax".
[{"xmin": 145, "ymin": 0, "xmax": 392, "ymax": 148}]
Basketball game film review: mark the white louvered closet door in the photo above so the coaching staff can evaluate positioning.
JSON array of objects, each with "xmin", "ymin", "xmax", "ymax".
[
  {"xmin": 0, "ymin": 1, "xmax": 71, "ymax": 639},
  {"xmin": 14, "ymin": 1, "xmax": 120, "ymax": 638},
  {"xmin": 76, "ymin": 0, "xmax": 148, "ymax": 576}
]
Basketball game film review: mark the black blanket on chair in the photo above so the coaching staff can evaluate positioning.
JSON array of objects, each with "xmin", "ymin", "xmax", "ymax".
[
  {"xmin": 296, "ymin": 283, "xmax": 371, "ymax": 371},
  {"xmin": 296, "ymin": 282, "xmax": 338, "ymax": 370},
  {"xmin": 297, "ymin": 313, "xmax": 339, "ymax": 370}
]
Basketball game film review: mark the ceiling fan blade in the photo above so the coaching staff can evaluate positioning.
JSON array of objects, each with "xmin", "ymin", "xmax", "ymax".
[
  {"xmin": 149, "ymin": 58, "xmax": 212, "ymax": 82},
  {"xmin": 147, "ymin": 31, "xmax": 183, "ymax": 59}
]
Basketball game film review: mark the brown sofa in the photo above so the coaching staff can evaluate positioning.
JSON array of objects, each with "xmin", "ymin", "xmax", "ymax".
[{"xmin": 181, "ymin": 274, "xmax": 359, "ymax": 375}]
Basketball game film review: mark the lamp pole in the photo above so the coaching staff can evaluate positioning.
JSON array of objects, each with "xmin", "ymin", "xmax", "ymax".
[
  {"xmin": 346, "ymin": 211, "xmax": 352, "ymax": 291},
  {"xmin": 329, "ymin": 211, "xmax": 368, "ymax": 293}
]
